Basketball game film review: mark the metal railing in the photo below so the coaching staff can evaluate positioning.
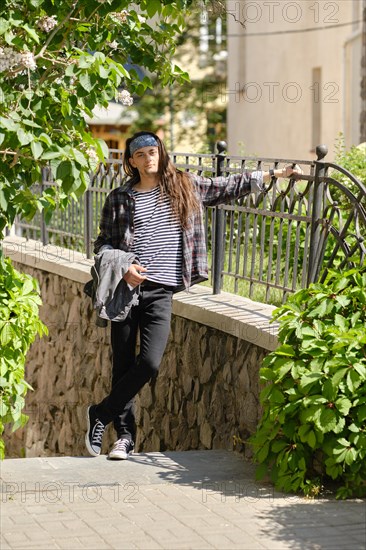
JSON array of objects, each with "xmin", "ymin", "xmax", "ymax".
[{"xmin": 13, "ymin": 144, "xmax": 366, "ymax": 305}]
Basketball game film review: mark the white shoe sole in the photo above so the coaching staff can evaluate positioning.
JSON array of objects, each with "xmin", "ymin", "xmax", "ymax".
[
  {"xmin": 108, "ymin": 451, "xmax": 132, "ymax": 460},
  {"xmin": 85, "ymin": 406, "xmax": 100, "ymax": 457}
]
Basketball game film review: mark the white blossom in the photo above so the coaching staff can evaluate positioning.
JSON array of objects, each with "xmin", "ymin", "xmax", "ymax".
[
  {"xmin": 110, "ymin": 10, "xmax": 129, "ymax": 23},
  {"xmin": 117, "ymin": 89, "xmax": 133, "ymax": 106},
  {"xmin": 21, "ymin": 52, "xmax": 37, "ymax": 70},
  {"xmin": 85, "ymin": 147, "xmax": 99, "ymax": 163},
  {"xmin": 0, "ymin": 47, "xmax": 36, "ymax": 72},
  {"xmin": 37, "ymin": 15, "xmax": 58, "ymax": 33},
  {"xmin": 0, "ymin": 47, "xmax": 20, "ymax": 72},
  {"xmin": 107, "ymin": 41, "xmax": 118, "ymax": 50}
]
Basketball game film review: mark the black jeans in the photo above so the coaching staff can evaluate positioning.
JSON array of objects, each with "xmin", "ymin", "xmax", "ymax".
[{"xmin": 95, "ymin": 284, "xmax": 173, "ymax": 439}]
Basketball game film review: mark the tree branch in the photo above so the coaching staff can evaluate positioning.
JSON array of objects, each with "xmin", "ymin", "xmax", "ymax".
[
  {"xmin": 35, "ymin": 1, "xmax": 80, "ymax": 59},
  {"xmin": 0, "ymin": 150, "xmax": 32, "ymax": 160}
]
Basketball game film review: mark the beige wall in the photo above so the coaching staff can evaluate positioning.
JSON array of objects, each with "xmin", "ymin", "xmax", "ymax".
[{"xmin": 227, "ymin": 0, "xmax": 364, "ymax": 160}]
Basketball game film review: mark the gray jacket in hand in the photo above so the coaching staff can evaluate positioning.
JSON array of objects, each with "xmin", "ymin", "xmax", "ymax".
[{"xmin": 92, "ymin": 247, "xmax": 140, "ymax": 323}]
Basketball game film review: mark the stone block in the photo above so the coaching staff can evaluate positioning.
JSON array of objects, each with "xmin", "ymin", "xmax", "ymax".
[
  {"xmin": 185, "ymin": 400, "xmax": 197, "ymax": 428},
  {"xmin": 222, "ymin": 361, "xmax": 232, "ymax": 384},
  {"xmin": 198, "ymin": 357, "xmax": 212, "ymax": 384},
  {"xmin": 199, "ymin": 420, "xmax": 213, "ymax": 449},
  {"xmin": 140, "ymin": 383, "xmax": 153, "ymax": 409},
  {"xmin": 237, "ymin": 364, "xmax": 250, "ymax": 393}
]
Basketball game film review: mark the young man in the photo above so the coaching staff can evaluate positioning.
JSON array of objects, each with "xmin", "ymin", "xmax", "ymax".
[{"xmin": 86, "ymin": 131, "xmax": 302, "ymax": 459}]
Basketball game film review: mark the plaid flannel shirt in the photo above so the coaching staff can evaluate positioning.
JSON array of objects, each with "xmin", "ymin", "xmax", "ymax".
[{"xmin": 94, "ymin": 170, "xmax": 264, "ymax": 291}]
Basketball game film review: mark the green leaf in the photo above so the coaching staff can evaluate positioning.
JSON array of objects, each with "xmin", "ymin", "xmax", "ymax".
[
  {"xmin": 17, "ymin": 128, "xmax": 34, "ymax": 146},
  {"xmin": 299, "ymin": 372, "xmax": 323, "ymax": 390},
  {"xmin": 354, "ymin": 363, "xmax": 366, "ymax": 378},
  {"xmin": 336, "ymin": 437, "xmax": 350, "ymax": 448},
  {"xmin": 71, "ymin": 148, "xmax": 88, "ymax": 167},
  {"xmin": 65, "ymin": 64, "xmax": 75, "ymax": 77},
  {"xmin": 307, "ymin": 300, "xmax": 327, "ymax": 318},
  {"xmin": 79, "ymin": 73, "xmax": 94, "ymax": 92},
  {"xmin": 94, "ymin": 138, "xmax": 109, "ymax": 160},
  {"xmin": 22, "ymin": 119, "xmax": 42, "ymax": 129},
  {"xmin": 256, "ymin": 441, "xmax": 270, "ymax": 463},
  {"xmin": 255, "ymin": 462, "xmax": 268, "ymax": 481},
  {"xmin": 335, "ymin": 295, "xmax": 351, "ymax": 308},
  {"xmin": 333, "ymin": 415, "xmax": 345, "ymax": 434},
  {"xmin": 277, "ymin": 361, "xmax": 294, "ymax": 380},
  {"xmin": 333, "ymin": 277, "xmax": 350, "ymax": 292},
  {"xmin": 334, "ymin": 314, "xmax": 348, "ymax": 331},
  {"xmin": 335, "ymin": 397, "xmax": 352, "ymax": 415},
  {"xmin": 346, "ymin": 369, "xmax": 361, "ymax": 392},
  {"xmin": 348, "ymin": 423, "xmax": 360, "ymax": 433},
  {"xmin": 0, "ymin": 189, "xmax": 8, "ymax": 210},
  {"xmin": 298, "ymin": 423, "xmax": 312, "ymax": 442},
  {"xmin": 259, "ymin": 367, "xmax": 276, "ymax": 381},
  {"xmin": 323, "ymin": 379, "xmax": 337, "ymax": 402},
  {"xmin": 146, "ymin": 0, "xmax": 162, "ymax": 17},
  {"xmin": 297, "ymin": 325, "xmax": 317, "ymax": 338},
  {"xmin": 325, "ymin": 460, "xmax": 343, "ymax": 479},
  {"xmin": 21, "ymin": 278, "xmax": 35, "ymax": 295},
  {"xmin": 332, "ymin": 367, "xmax": 348, "ymax": 387},
  {"xmin": 0, "ymin": 116, "xmax": 19, "ymax": 131},
  {"xmin": 56, "ymin": 160, "xmax": 73, "ymax": 180},
  {"xmin": 303, "ymin": 395, "xmax": 327, "ymax": 407},
  {"xmin": 29, "ymin": 0, "xmax": 44, "ymax": 9},
  {"xmin": 22, "ymin": 24, "xmax": 40, "ymax": 44},
  {"xmin": 0, "ymin": 18, "xmax": 10, "ymax": 35},
  {"xmin": 77, "ymin": 56, "xmax": 93, "ymax": 69},
  {"xmin": 41, "ymin": 150, "xmax": 63, "ymax": 160},
  {"xmin": 307, "ymin": 430, "xmax": 316, "ymax": 449},
  {"xmin": 274, "ymin": 344, "xmax": 296, "ymax": 357},
  {"xmin": 269, "ymin": 387, "xmax": 285, "ymax": 404},
  {"xmin": 11, "ymin": 413, "xmax": 28, "ymax": 433},
  {"xmin": 271, "ymin": 440, "xmax": 288, "ymax": 452},
  {"xmin": 317, "ymin": 407, "xmax": 337, "ymax": 432},
  {"xmin": 39, "ymin": 133, "xmax": 53, "ymax": 147},
  {"xmin": 344, "ymin": 447, "xmax": 357, "ymax": 466},
  {"xmin": 350, "ymin": 311, "xmax": 361, "ymax": 327},
  {"xmin": 31, "ymin": 141, "xmax": 43, "ymax": 160},
  {"xmin": 98, "ymin": 65, "xmax": 109, "ymax": 79}
]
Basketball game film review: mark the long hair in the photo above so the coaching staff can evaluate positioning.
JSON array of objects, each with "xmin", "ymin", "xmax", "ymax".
[{"xmin": 123, "ymin": 131, "xmax": 200, "ymax": 229}]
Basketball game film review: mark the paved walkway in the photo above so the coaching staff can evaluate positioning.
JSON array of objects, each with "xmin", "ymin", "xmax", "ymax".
[{"xmin": 1, "ymin": 450, "xmax": 365, "ymax": 550}]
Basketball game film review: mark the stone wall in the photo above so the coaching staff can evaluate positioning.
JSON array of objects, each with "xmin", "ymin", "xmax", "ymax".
[{"xmin": 3, "ymin": 237, "xmax": 277, "ymax": 459}]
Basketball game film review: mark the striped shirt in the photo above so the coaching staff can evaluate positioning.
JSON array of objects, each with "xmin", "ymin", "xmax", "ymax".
[
  {"xmin": 94, "ymin": 171, "xmax": 264, "ymax": 291},
  {"xmin": 131, "ymin": 187, "xmax": 183, "ymax": 287}
]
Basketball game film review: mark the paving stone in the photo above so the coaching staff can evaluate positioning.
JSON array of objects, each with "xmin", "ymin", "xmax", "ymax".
[
  {"xmin": 54, "ymin": 538, "xmax": 85, "ymax": 549},
  {"xmin": 75, "ymin": 536, "xmax": 112, "ymax": 549},
  {"xmin": 1, "ymin": 451, "xmax": 364, "ymax": 550}
]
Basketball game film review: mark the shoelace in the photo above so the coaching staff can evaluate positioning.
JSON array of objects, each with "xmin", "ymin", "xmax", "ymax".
[
  {"xmin": 113, "ymin": 438, "xmax": 130, "ymax": 452},
  {"xmin": 92, "ymin": 419, "xmax": 105, "ymax": 444}
]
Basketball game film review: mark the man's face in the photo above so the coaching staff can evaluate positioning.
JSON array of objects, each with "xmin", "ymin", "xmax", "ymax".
[{"xmin": 129, "ymin": 146, "xmax": 159, "ymax": 177}]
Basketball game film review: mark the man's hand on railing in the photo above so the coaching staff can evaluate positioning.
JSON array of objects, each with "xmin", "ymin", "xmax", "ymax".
[
  {"xmin": 283, "ymin": 164, "xmax": 304, "ymax": 179},
  {"xmin": 263, "ymin": 164, "xmax": 304, "ymax": 182}
]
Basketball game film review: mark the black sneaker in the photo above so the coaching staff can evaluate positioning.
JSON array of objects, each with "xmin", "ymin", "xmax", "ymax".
[
  {"xmin": 85, "ymin": 405, "xmax": 106, "ymax": 456},
  {"xmin": 108, "ymin": 438, "xmax": 134, "ymax": 460}
]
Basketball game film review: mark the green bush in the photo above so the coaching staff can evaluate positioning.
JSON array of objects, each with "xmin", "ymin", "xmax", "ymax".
[
  {"xmin": 250, "ymin": 266, "xmax": 366, "ymax": 499},
  {"xmin": 333, "ymin": 136, "xmax": 366, "ymax": 184},
  {"xmin": 0, "ymin": 256, "xmax": 47, "ymax": 459},
  {"xmin": 328, "ymin": 136, "xmax": 366, "ymax": 214}
]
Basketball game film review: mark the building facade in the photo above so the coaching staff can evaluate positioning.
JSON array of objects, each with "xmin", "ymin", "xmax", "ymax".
[{"xmin": 227, "ymin": 0, "xmax": 365, "ymax": 160}]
